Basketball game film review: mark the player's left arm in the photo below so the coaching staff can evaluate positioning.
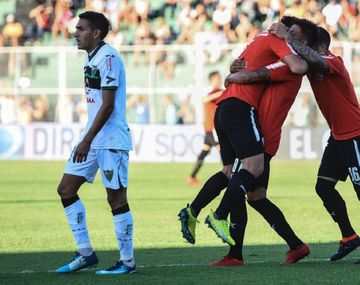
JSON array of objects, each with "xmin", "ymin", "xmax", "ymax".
[
  {"xmin": 285, "ymin": 37, "xmax": 329, "ymax": 73},
  {"xmin": 224, "ymin": 68, "xmax": 270, "ymax": 87},
  {"xmin": 73, "ymin": 53, "xmax": 119, "ymax": 163},
  {"xmin": 270, "ymin": 22, "xmax": 329, "ymax": 73}
]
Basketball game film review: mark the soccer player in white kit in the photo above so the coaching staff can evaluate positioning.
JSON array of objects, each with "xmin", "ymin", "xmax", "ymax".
[{"xmin": 55, "ymin": 11, "xmax": 135, "ymax": 275}]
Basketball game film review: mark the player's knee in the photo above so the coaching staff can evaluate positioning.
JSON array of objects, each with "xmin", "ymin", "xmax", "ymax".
[
  {"xmin": 107, "ymin": 189, "xmax": 127, "ymax": 209},
  {"xmin": 221, "ymin": 164, "xmax": 233, "ymax": 179},
  {"xmin": 247, "ymin": 188, "xmax": 267, "ymax": 201},
  {"xmin": 315, "ymin": 178, "xmax": 336, "ymax": 199},
  {"xmin": 241, "ymin": 159, "xmax": 264, "ymax": 178},
  {"xmin": 57, "ymin": 183, "xmax": 70, "ymax": 199},
  {"xmin": 229, "ymin": 169, "xmax": 257, "ymax": 194}
]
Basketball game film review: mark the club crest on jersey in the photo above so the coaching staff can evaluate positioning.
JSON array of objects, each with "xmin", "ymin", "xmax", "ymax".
[
  {"xmin": 91, "ymin": 66, "xmax": 98, "ymax": 77},
  {"xmin": 104, "ymin": 170, "xmax": 113, "ymax": 181}
]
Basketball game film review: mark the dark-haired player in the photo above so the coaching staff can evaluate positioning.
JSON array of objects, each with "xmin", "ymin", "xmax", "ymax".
[
  {"xmin": 55, "ymin": 11, "xmax": 135, "ymax": 274},
  {"xmin": 209, "ymin": 19, "xmax": 317, "ymax": 265},
  {"xmin": 203, "ymin": 17, "xmax": 318, "ymax": 246},
  {"xmin": 186, "ymin": 71, "xmax": 222, "ymax": 186},
  {"xmin": 272, "ymin": 24, "xmax": 360, "ymax": 262},
  {"xmin": 179, "ymin": 15, "xmax": 307, "ymax": 248}
]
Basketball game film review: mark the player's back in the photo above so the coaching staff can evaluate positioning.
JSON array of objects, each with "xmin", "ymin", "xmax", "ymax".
[
  {"xmin": 308, "ymin": 51, "xmax": 360, "ymax": 140},
  {"xmin": 219, "ymin": 32, "xmax": 296, "ymax": 109},
  {"xmin": 259, "ymin": 62, "xmax": 303, "ymax": 156}
]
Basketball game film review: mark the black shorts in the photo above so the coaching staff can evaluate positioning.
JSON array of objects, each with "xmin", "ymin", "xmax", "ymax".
[
  {"xmin": 318, "ymin": 135, "xmax": 360, "ymax": 185},
  {"xmin": 215, "ymin": 98, "xmax": 264, "ymax": 165},
  {"xmin": 204, "ymin": 131, "xmax": 219, "ymax": 147},
  {"xmin": 256, "ymin": 153, "xmax": 272, "ymax": 189}
]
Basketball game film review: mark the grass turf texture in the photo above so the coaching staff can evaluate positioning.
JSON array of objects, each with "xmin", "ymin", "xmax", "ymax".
[{"xmin": 1, "ymin": 160, "xmax": 360, "ymax": 285}]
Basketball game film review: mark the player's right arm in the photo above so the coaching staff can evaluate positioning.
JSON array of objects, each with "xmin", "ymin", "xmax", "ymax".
[
  {"xmin": 282, "ymin": 54, "xmax": 308, "ymax": 75},
  {"xmin": 225, "ymin": 61, "xmax": 300, "ymax": 87}
]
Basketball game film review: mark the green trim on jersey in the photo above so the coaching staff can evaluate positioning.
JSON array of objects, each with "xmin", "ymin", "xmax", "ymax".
[
  {"xmin": 88, "ymin": 41, "xmax": 106, "ymax": 61},
  {"xmin": 102, "ymin": 86, "xmax": 117, "ymax": 90}
]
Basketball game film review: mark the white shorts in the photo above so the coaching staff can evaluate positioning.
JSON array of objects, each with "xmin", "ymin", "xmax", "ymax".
[{"xmin": 64, "ymin": 148, "xmax": 129, "ymax": 190}]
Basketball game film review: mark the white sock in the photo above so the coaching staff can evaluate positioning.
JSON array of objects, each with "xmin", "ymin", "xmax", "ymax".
[
  {"xmin": 113, "ymin": 211, "xmax": 134, "ymax": 263},
  {"xmin": 64, "ymin": 199, "xmax": 93, "ymax": 256}
]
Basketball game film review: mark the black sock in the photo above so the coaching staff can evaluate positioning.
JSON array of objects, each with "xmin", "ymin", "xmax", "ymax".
[
  {"xmin": 190, "ymin": 159, "xmax": 204, "ymax": 178},
  {"xmin": 190, "ymin": 150, "xmax": 210, "ymax": 178},
  {"xmin": 216, "ymin": 169, "xmax": 256, "ymax": 220},
  {"xmin": 228, "ymin": 198, "xmax": 247, "ymax": 260},
  {"xmin": 316, "ymin": 178, "xmax": 356, "ymax": 237},
  {"xmin": 61, "ymin": 195, "xmax": 80, "ymax": 208},
  {"xmin": 190, "ymin": 171, "xmax": 229, "ymax": 217},
  {"xmin": 112, "ymin": 204, "xmax": 130, "ymax": 215},
  {"xmin": 248, "ymin": 199, "xmax": 303, "ymax": 249}
]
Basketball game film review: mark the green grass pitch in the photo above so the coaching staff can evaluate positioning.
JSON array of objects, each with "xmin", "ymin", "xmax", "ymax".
[{"xmin": 1, "ymin": 160, "xmax": 360, "ymax": 285}]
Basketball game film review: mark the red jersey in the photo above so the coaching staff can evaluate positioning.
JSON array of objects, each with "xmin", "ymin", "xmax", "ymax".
[
  {"xmin": 259, "ymin": 62, "xmax": 303, "ymax": 156},
  {"xmin": 307, "ymin": 51, "xmax": 360, "ymax": 140},
  {"xmin": 218, "ymin": 32, "xmax": 297, "ymax": 109},
  {"xmin": 203, "ymin": 88, "xmax": 221, "ymax": 132}
]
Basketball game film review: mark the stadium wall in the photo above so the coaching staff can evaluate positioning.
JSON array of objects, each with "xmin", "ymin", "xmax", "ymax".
[{"xmin": 0, "ymin": 123, "xmax": 330, "ymax": 161}]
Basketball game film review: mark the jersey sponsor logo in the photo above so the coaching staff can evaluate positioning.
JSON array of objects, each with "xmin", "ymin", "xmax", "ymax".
[
  {"xmin": 104, "ymin": 169, "xmax": 114, "ymax": 181},
  {"xmin": 105, "ymin": 54, "xmax": 115, "ymax": 71},
  {"xmin": 87, "ymin": 97, "xmax": 95, "ymax": 103}
]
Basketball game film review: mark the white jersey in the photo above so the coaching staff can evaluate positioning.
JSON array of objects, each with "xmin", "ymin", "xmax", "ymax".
[{"xmin": 80, "ymin": 42, "xmax": 133, "ymax": 150}]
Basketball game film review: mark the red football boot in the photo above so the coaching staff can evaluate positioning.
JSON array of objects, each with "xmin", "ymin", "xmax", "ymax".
[
  {"xmin": 210, "ymin": 255, "xmax": 244, "ymax": 267},
  {"xmin": 185, "ymin": 177, "xmax": 200, "ymax": 186},
  {"xmin": 284, "ymin": 244, "xmax": 310, "ymax": 264}
]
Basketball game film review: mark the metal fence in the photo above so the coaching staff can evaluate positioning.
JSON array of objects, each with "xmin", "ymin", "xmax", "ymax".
[{"xmin": 0, "ymin": 41, "xmax": 359, "ymax": 124}]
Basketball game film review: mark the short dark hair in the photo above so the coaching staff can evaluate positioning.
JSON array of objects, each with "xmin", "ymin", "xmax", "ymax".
[
  {"xmin": 280, "ymin": 15, "xmax": 299, "ymax": 28},
  {"xmin": 208, "ymin": 71, "xmax": 220, "ymax": 80},
  {"xmin": 317, "ymin": 27, "xmax": 331, "ymax": 50},
  {"xmin": 79, "ymin": 11, "xmax": 110, "ymax": 40},
  {"xmin": 293, "ymin": 18, "xmax": 319, "ymax": 48}
]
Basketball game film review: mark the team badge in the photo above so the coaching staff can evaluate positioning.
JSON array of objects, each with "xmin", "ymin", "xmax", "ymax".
[{"xmin": 104, "ymin": 170, "xmax": 114, "ymax": 181}]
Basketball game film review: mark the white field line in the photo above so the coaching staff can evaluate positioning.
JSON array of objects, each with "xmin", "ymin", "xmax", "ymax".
[{"xmin": 2, "ymin": 257, "xmax": 346, "ymax": 275}]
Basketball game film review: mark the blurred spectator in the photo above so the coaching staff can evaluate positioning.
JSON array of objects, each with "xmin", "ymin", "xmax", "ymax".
[
  {"xmin": 288, "ymin": 95, "xmax": 310, "ymax": 127},
  {"xmin": 0, "ymin": 93, "xmax": 16, "ymax": 124},
  {"xmin": 33, "ymin": 93, "xmax": 50, "ymax": 122},
  {"xmin": 177, "ymin": 94, "xmax": 195, "ymax": 124},
  {"xmin": 52, "ymin": 0, "xmax": 73, "ymax": 42},
  {"xmin": 133, "ymin": 17, "xmax": 154, "ymax": 65},
  {"xmin": 75, "ymin": 95, "xmax": 88, "ymax": 124},
  {"xmin": 28, "ymin": 4, "xmax": 52, "ymax": 43},
  {"xmin": 3, "ymin": 0, "xmax": 360, "ymax": 46},
  {"xmin": 118, "ymin": 0, "xmax": 134, "ymax": 30},
  {"xmin": 322, "ymin": 0, "xmax": 343, "ymax": 28},
  {"xmin": 127, "ymin": 94, "xmax": 150, "ymax": 124},
  {"xmin": 56, "ymin": 93, "xmax": 76, "ymax": 123},
  {"xmin": 134, "ymin": 0, "xmax": 150, "ymax": 21},
  {"xmin": 285, "ymin": 0, "xmax": 307, "ymax": 18},
  {"xmin": 2, "ymin": 14, "xmax": 24, "ymax": 46},
  {"xmin": 160, "ymin": 95, "xmax": 178, "ymax": 125},
  {"xmin": 17, "ymin": 96, "xmax": 33, "ymax": 124}
]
